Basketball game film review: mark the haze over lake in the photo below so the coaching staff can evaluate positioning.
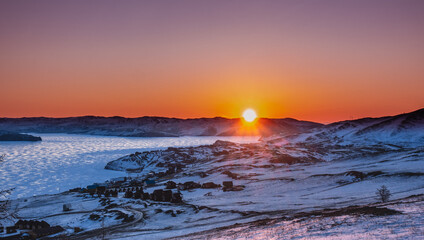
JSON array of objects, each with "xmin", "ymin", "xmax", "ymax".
[{"xmin": 0, "ymin": 134, "xmax": 258, "ymax": 199}]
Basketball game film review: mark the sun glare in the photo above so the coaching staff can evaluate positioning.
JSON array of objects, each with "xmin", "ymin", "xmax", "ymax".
[{"xmin": 243, "ymin": 109, "xmax": 257, "ymax": 122}]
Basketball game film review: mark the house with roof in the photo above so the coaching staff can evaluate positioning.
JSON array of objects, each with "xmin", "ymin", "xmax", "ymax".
[
  {"xmin": 144, "ymin": 179, "xmax": 156, "ymax": 187},
  {"xmin": 30, "ymin": 226, "xmax": 65, "ymax": 238},
  {"xmin": 15, "ymin": 220, "xmax": 50, "ymax": 230}
]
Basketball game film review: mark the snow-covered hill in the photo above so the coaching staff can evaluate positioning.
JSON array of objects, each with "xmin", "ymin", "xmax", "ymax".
[
  {"xmin": 300, "ymin": 108, "xmax": 424, "ymax": 145},
  {"xmin": 99, "ymin": 139, "xmax": 424, "ymax": 239}
]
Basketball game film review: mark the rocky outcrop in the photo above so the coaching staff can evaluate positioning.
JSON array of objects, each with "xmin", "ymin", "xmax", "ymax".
[{"xmin": 0, "ymin": 130, "xmax": 41, "ymax": 141}]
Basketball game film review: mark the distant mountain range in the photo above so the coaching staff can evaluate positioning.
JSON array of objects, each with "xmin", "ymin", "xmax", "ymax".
[
  {"xmin": 0, "ymin": 116, "xmax": 321, "ymax": 137},
  {"xmin": 0, "ymin": 108, "xmax": 422, "ymax": 140}
]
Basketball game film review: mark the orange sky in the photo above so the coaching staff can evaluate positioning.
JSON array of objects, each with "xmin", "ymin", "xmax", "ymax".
[{"xmin": 1, "ymin": 1, "xmax": 423, "ymax": 123}]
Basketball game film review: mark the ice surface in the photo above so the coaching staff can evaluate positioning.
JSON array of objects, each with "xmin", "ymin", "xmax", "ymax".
[{"xmin": 0, "ymin": 134, "xmax": 258, "ymax": 199}]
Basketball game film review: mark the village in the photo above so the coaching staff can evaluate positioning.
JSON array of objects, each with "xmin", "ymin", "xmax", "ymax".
[{"xmin": 0, "ymin": 165, "xmax": 244, "ymax": 239}]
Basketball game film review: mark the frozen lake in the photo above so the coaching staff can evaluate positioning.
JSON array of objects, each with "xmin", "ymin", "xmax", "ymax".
[{"xmin": 0, "ymin": 134, "xmax": 258, "ymax": 199}]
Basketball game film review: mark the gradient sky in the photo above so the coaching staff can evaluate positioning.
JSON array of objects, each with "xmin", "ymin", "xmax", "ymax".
[{"xmin": 1, "ymin": 0, "xmax": 423, "ymax": 123}]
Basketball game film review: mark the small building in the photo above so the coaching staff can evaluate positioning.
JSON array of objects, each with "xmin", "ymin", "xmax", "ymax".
[
  {"xmin": 15, "ymin": 220, "xmax": 26, "ymax": 229},
  {"xmin": 202, "ymin": 182, "xmax": 221, "ymax": 189},
  {"xmin": 110, "ymin": 177, "xmax": 126, "ymax": 187},
  {"xmin": 133, "ymin": 190, "xmax": 143, "ymax": 199},
  {"xmin": 163, "ymin": 190, "xmax": 173, "ymax": 202},
  {"xmin": 180, "ymin": 181, "xmax": 201, "ymax": 190},
  {"xmin": 223, "ymin": 181, "xmax": 233, "ymax": 188},
  {"xmin": 166, "ymin": 181, "xmax": 177, "ymax": 189},
  {"xmin": 144, "ymin": 179, "xmax": 156, "ymax": 187},
  {"xmin": 129, "ymin": 179, "xmax": 142, "ymax": 187},
  {"xmin": 96, "ymin": 186, "xmax": 106, "ymax": 193},
  {"xmin": 87, "ymin": 184, "xmax": 99, "ymax": 190},
  {"xmin": 171, "ymin": 192, "xmax": 183, "ymax": 203},
  {"xmin": 94, "ymin": 182, "xmax": 108, "ymax": 187},
  {"xmin": 34, "ymin": 221, "xmax": 50, "ymax": 230},
  {"xmin": 142, "ymin": 192, "xmax": 150, "ymax": 200},
  {"xmin": 63, "ymin": 203, "xmax": 72, "ymax": 212},
  {"xmin": 152, "ymin": 189, "xmax": 164, "ymax": 201},
  {"xmin": 15, "ymin": 220, "xmax": 50, "ymax": 230},
  {"xmin": 6, "ymin": 226, "xmax": 17, "ymax": 234},
  {"xmin": 124, "ymin": 190, "xmax": 133, "ymax": 198},
  {"xmin": 31, "ymin": 226, "xmax": 65, "ymax": 238},
  {"xmin": 111, "ymin": 190, "xmax": 118, "ymax": 197}
]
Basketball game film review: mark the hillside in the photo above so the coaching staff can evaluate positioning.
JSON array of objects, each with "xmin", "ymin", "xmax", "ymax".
[
  {"xmin": 259, "ymin": 108, "xmax": 424, "ymax": 147},
  {"xmin": 99, "ymin": 135, "xmax": 423, "ymax": 239}
]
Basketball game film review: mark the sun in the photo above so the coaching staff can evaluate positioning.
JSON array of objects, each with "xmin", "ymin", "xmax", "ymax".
[{"xmin": 242, "ymin": 109, "xmax": 257, "ymax": 122}]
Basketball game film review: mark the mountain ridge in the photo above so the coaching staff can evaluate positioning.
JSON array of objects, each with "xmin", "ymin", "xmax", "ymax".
[
  {"xmin": 0, "ymin": 116, "xmax": 322, "ymax": 137},
  {"xmin": 0, "ymin": 108, "xmax": 422, "ymax": 138}
]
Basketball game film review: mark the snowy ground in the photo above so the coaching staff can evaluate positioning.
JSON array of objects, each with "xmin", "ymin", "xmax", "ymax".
[
  {"xmin": 102, "ymin": 138, "xmax": 424, "ymax": 239},
  {"xmin": 107, "ymin": 140, "xmax": 424, "ymax": 214},
  {"xmin": 172, "ymin": 195, "xmax": 424, "ymax": 240},
  {"xmin": 1, "ymin": 133, "xmax": 423, "ymax": 239}
]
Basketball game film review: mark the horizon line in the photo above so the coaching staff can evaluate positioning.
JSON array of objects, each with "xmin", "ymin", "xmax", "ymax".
[{"xmin": 1, "ymin": 107, "xmax": 422, "ymax": 125}]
